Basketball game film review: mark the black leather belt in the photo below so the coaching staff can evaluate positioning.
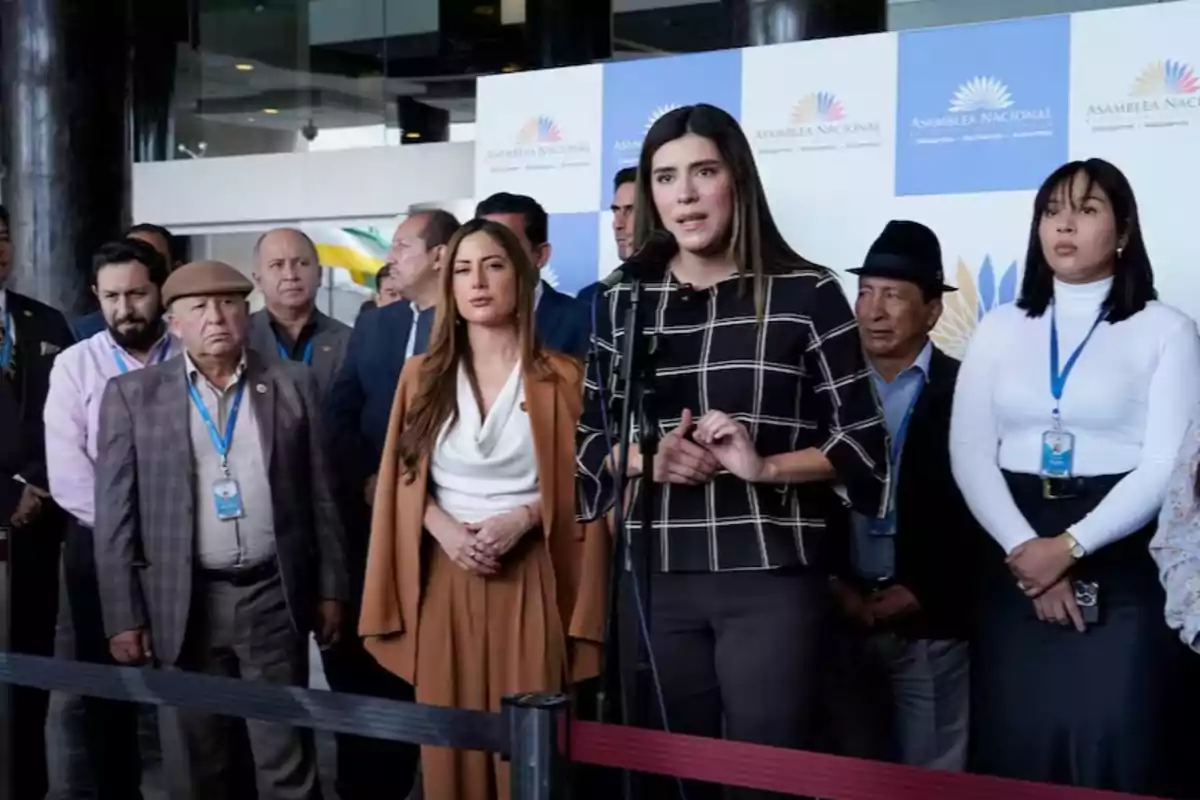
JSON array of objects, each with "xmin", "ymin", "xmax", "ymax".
[{"xmin": 199, "ymin": 559, "xmax": 278, "ymax": 587}]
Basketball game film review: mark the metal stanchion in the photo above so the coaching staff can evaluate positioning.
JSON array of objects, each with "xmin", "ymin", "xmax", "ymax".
[
  {"xmin": 0, "ymin": 524, "xmax": 11, "ymax": 800},
  {"xmin": 505, "ymin": 692, "xmax": 568, "ymax": 800}
]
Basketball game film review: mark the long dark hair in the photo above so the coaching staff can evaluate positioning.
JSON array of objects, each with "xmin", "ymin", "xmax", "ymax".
[
  {"xmin": 395, "ymin": 218, "xmax": 547, "ymax": 483},
  {"xmin": 1016, "ymin": 158, "xmax": 1155, "ymax": 324},
  {"xmin": 633, "ymin": 104, "xmax": 815, "ymax": 319}
]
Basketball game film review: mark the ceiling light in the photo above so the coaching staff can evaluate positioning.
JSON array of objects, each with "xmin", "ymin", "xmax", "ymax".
[
  {"xmin": 235, "ymin": 63, "xmax": 254, "ymax": 72},
  {"xmin": 263, "ymin": 108, "xmax": 279, "ymax": 115}
]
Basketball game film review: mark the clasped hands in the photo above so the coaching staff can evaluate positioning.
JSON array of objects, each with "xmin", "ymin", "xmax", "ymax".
[
  {"xmin": 439, "ymin": 504, "xmax": 538, "ymax": 576},
  {"xmin": 1006, "ymin": 534, "xmax": 1086, "ymax": 632},
  {"xmin": 631, "ymin": 408, "xmax": 765, "ymax": 485}
]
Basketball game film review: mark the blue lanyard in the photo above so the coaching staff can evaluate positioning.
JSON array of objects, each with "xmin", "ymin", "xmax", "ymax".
[
  {"xmin": 889, "ymin": 382, "xmax": 925, "ymax": 468},
  {"xmin": 277, "ymin": 338, "xmax": 313, "ymax": 365},
  {"xmin": 1049, "ymin": 303, "xmax": 1105, "ymax": 421},
  {"xmin": 111, "ymin": 337, "xmax": 172, "ymax": 374},
  {"xmin": 187, "ymin": 378, "xmax": 246, "ymax": 470},
  {"xmin": 0, "ymin": 308, "xmax": 12, "ymax": 370}
]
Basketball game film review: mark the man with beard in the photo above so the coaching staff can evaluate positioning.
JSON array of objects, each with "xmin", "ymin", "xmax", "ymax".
[
  {"xmin": 71, "ymin": 224, "xmax": 179, "ymax": 341},
  {"xmin": 44, "ymin": 238, "xmax": 178, "ymax": 798}
]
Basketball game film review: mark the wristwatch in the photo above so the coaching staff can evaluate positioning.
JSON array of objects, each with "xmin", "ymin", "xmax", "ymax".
[{"xmin": 1063, "ymin": 531, "xmax": 1086, "ymax": 561}]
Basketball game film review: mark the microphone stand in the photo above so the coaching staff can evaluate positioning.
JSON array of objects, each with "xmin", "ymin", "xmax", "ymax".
[{"xmin": 598, "ymin": 274, "xmax": 659, "ymax": 800}]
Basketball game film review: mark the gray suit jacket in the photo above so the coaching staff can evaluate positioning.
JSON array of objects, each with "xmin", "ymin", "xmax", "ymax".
[
  {"xmin": 246, "ymin": 308, "xmax": 351, "ymax": 399},
  {"xmin": 93, "ymin": 348, "xmax": 349, "ymax": 666}
]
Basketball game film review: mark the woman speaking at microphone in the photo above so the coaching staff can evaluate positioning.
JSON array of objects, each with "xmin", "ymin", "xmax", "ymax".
[
  {"xmin": 950, "ymin": 159, "xmax": 1200, "ymax": 795},
  {"xmin": 576, "ymin": 103, "xmax": 889, "ymax": 795}
]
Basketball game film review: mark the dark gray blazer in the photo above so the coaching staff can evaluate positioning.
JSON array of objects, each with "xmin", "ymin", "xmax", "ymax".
[
  {"xmin": 93, "ymin": 348, "xmax": 349, "ymax": 666},
  {"xmin": 245, "ymin": 308, "xmax": 351, "ymax": 399}
]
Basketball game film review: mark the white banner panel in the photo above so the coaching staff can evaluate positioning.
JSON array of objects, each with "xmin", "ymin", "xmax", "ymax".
[
  {"xmin": 1069, "ymin": 0, "xmax": 1200, "ymax": 320},
  {"xmin": 473, "ymin": 64, "xmax": 605, "ymax": 214},
  {"xmin": 741, "ymin": 33, "xmax": 899, "ymax": 290}
]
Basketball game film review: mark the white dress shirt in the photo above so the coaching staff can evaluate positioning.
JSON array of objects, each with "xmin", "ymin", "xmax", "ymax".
[{"xmin": 951, "ymin": 276, "xmax": 1200, "ymax": 554}]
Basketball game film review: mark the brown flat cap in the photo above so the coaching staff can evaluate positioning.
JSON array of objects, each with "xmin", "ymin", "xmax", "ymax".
[{"xmin": 162, "ymin": 260, "xmax": 254, "ymax": 307}]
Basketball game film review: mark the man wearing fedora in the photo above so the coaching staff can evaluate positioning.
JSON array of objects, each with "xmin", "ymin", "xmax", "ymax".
[
  {"xmin": 93, "ymin": 260, "xmax": 347, "ymax": 799},
  {"xmin": 829, "ymin": 220, "xmax": 980, "ymax": 770}
]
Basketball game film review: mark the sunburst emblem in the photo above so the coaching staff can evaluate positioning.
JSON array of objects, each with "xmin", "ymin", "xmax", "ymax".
[
  {"xmin": 791, "ymin": 92, "xmax": 846, "ymax": 124},
  {"xmin": 931, "ymin": 256, "xmax": 1019, "ymax": 359},
  {"xmin": 1130, "ymin": 59, "xmax": 1200, "ymax": 97},
  {"xmin": 644, "ymin": 104, "xmax": 682, "ymax": 134},
  {"xmin": 518, "ymin": 115, "xmax": 562, "ymax": 144},
  {"xmin": 948, "ymin": 77, "xmax": 1014, "ymax": 113}
]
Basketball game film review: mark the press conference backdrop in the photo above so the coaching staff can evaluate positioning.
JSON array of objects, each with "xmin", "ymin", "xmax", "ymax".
[{"xmin": 473, "ymin": 0, "xmax": 1200, "ymax": 359}]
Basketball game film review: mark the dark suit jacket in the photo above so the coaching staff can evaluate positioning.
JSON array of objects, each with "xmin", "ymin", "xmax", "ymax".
[
  {"xmin": 537, "ymin": 281, "xmax": 589, "ymax": 359},
  {"xmin": 93, "ymin": 349, "xmax": 349, "ymax": 666},
  {"xmin": 0, "ymin": 290, "xmax": 74, "ymax": 515},
  {"xmin": 70, "ymin": 309, "xmax": 106, "ymax": 341},
  {"xmin": 884, "ymin": 347, "xmax": 979, "ymax": 641},
  {"xmin": 245, "ymin": 308, "xmax": 351, "ymax": 399}
]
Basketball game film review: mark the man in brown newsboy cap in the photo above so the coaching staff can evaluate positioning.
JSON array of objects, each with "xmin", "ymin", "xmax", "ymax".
[
  {"xmin": 93, "ymin": 259, "xmax": 347, "ymax": 798},
  {"xmin": 161, "ymin": 260, "xmax": 254, "ymax": 308}
]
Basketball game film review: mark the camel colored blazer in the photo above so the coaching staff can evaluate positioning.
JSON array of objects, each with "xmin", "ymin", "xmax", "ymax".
[{"xmin": 359, "ymin": 351, "xmax": 608, "ymax": 684}]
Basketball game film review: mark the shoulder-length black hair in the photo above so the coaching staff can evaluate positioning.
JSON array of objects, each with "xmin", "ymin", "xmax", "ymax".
[
  {"xmin": 1016, "ymin": 158, "xmax": 1155, "ymax": 324},
  {"xmin": 633, "ymin": 103, "xmax": 815, "ymax": 318}
]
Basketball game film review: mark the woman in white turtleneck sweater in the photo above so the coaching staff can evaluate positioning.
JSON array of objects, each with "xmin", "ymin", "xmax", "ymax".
[{"xmin": 950, "ymin": 159, "xmax": 1200, "ymax": 796}]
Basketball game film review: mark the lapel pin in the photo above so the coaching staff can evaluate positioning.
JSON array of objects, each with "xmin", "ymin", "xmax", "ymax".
[
  {"xmin": 321, "ymin": 345, "xmax": 332, "ymax": 352},
  {"xmin": 256, "ymin": 383, "xmax": 268, "ymax": 394},
  {"xmin": 22, "ymin": 310, "xmax": 32, "ymax": 317}
]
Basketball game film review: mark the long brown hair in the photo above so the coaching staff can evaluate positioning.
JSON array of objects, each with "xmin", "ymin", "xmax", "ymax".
[
  {"xmin": 395, "ymin": 218, "xmax": 547, "ymax": 482},
  {"xmin": 633, "ymin": 104, "xmax": 814, "ymax": 320}
]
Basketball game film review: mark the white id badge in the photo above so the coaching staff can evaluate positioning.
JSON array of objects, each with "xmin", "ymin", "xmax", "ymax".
[
  {"xmin": 1040, "ymin": 430, "xmax": 1075, "ymax": 478},
  {"xmin": 212, "ymin": 477, "xmax": 246, "ymax": 521}
]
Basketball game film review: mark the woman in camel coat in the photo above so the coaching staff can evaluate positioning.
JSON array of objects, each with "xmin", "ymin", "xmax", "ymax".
[{"xmin": 359, "ymin": 218, "xmax": 608, "ymax": 800}]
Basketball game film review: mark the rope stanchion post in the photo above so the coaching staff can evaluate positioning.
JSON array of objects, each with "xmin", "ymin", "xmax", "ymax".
[
  {"xmin": 0, "ymin": 524, "xmax": 11, "ymax": 800},
  {"xmin": 505, "ymin": 692, "xmax": 569, "ymax": 800}
]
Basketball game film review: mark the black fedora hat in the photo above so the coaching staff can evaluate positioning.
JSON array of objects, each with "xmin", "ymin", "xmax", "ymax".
[{"xmin": 848, "ymin": 220, "xmax": 957, "ymax": 294}]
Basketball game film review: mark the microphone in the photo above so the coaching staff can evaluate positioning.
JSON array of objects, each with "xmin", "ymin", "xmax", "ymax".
[{"xmin": 601, "ymin": 229, "xmax": 678, "ymax": 287}]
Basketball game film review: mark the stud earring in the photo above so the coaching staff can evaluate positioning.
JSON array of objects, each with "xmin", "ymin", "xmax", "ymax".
[{"xmin": 1117, "ymin": 246, "xmax": 1125, "ymax": 259}]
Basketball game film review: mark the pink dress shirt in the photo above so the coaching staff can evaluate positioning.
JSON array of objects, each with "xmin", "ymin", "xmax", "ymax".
[{"xmin": 44, "ymin": 329, "xmax": 179, "ymax": 527}]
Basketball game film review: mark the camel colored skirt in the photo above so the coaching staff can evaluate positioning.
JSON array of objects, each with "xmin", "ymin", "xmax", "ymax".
[{"xmin": 415, "ymin": 531, "xmax": 566, "ymax": 800}]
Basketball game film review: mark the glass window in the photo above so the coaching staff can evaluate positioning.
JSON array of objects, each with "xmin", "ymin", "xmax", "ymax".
[{"xmin": 888, "ymin": 0, "xmax": 1167, "ymax": 31}]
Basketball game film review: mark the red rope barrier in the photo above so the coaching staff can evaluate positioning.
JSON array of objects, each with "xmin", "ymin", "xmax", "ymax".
[{"xmin": 568, "ymin": 721, "xmax": 1161, "ymax": 800}]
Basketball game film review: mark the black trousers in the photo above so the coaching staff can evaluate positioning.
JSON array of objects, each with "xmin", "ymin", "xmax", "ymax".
[
  {"xmin": 61, "ymin": 520, "xmax": 144, "ymax": 798},
  {"xmin": 646, "ymin": 568, "xmax": 832, "ymax": 800},
  {"xmin": 319, "ymin": 619, "xmax": 419, "ymax": 800},
  {"xmin": 6, "ymin": 505, "xmax": 63, "ymax": 800}
]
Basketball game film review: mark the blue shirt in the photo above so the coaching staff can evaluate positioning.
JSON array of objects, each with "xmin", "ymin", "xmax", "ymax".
[{"xmin": 851, "ymin": 341, "xmax": 933, "ymax": 581}]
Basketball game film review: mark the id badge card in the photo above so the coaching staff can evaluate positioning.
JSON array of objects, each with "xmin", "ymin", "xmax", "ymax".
[
  {"xmin": 212, "ymin": 477, "xmax": 246, "ymax": 521},
  {"xmin": 1040, "ymin": 429, "xmax": 1075, "ymax": 478}
]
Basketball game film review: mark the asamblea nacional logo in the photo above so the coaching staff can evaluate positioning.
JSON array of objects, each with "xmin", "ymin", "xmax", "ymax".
[
  {"xmin": 611, "ymin": 104, "xmax": 681, "ymax": 167},
  {"xmin": 909, "ymin": 76, "xmax": 1053, "ymax": 146},
  {"xmin": 753, "ymin": 91, "xmax": 882, "ymax": 156},
  {"xmin": 1086, "ymin": 59, "xmax": 1200, "ymax": 133},
  {"xmin": 483, "ymin": 114, "xmax": 592, "ymax": 175},
  {"xmin": 931, "ymin": 255, "xmax": 1019, "ymax": 359}
]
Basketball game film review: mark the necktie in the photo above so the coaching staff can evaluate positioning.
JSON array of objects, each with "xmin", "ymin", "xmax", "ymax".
[{"xmin": 0, "ymin": 312, "xmax": 12, "ymax": 379}]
